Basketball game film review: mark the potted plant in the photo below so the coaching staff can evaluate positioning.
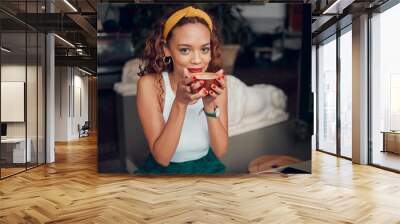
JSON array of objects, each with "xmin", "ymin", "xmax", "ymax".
[{"xmin": 205, "ymin": 5, "xmax": 255, "ymax": 75}]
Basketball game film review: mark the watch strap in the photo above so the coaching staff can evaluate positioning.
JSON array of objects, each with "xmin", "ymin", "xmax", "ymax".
[{"xmin": 203, "ymin": 106, "xmax": 219, "ymax": 118}]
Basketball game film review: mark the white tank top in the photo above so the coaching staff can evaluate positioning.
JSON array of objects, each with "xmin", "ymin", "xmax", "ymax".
[{"xmin": 161, "ymin": 71, "xmax": 210, "ymax": 162}]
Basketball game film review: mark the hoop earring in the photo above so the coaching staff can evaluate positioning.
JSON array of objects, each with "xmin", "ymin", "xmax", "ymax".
[{"xmin": 163, "ymin": 56, "xmax": 172, "ymax": 65}]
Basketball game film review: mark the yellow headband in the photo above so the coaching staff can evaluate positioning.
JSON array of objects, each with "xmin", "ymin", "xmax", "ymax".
[{"xmin": 163, "ymin": 6, "xmax": 213, "ymax": 40}]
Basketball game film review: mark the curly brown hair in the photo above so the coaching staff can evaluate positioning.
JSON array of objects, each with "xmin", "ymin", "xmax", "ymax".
[{"xmin": 138, "ymin": 7, "xmax": 223, "ymax": 111}]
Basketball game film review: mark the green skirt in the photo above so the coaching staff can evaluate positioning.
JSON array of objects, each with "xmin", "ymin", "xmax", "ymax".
[{"xmin": 134, "ymin": 147, "xmax": 225, "ymax": 175}]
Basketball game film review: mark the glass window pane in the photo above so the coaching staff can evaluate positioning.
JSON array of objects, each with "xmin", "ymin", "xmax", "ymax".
[
  {"xmin": 312, "ymin": 45, "xmax": 317, "ymax": 150},
  {"xmin": 27, "ymin": 31, "xmax": 38, "ymax": 169},
  {"xmin": 1, "ymin": 31, "xmax": 27, "ymax": 177},
  {"xmin": 318, "ymin": 37, "xmax": 337, "ymax": 154},
  {"xmin": 371, "ymin": 3, "xmax": 400, "ymax": 171},
  {"xmin": 38, "ymin": 32, "xmax": 45, "ymax": 165},
  {"xmin": 340, "ymin": 29, "xmax": 352, "ymax": 158},
  {"xmin": 1, "ymin": 1, "xmax": 46, "ymax": 179}
]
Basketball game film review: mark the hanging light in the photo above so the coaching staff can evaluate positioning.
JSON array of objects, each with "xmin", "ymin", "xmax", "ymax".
[
  {"xmin": 78, "ymin": 67, "xmax": 93, "ymax": 76},
  {"xmin": 63, "ymin": 0, "xmax": 78, "ymax": 12},
  {"xmin": 1, "ymin": 47, "xmax": 11, "ymax": 53},
  {"xmin": 54, "ymin": 34, "xmax": 75, "ymax": 48}
]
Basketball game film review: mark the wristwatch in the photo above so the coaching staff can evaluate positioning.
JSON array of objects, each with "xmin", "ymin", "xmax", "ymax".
[{"xmin": 204, "ymin": 106, "xmax": 220, "ymax": 118}]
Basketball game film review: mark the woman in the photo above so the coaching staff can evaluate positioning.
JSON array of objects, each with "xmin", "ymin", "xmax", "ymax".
[{"xmin": 135, "ymin": 6, "xmax": 228, "ymax": 174}]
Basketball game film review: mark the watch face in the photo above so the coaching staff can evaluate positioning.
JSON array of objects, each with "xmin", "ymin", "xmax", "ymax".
[{"xmin": 215, "ymin": 107, "xmax": 220, "ymax": 117}]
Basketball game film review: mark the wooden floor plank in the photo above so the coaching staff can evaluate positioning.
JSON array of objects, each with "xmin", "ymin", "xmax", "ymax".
[{"xmin": 1, "ymin": 135, "xmax": 400, "ymax": 223}]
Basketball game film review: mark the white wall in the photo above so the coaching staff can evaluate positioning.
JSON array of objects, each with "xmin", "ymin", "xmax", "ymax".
[
  {"xmin": 1, "ymin": 82, "xmax": 25, "ymax": 122},
  {"xmin": 71, "ymin": 72, "xmax": 89, "ymax": 138},
  {"xmin": 1, "ymin": 65, "xmax": 35, "ymax": 137},
  {"xmin": 1, "ymin": 65, "xmax": 26, "ymax": 140},
  {"xmin": 55, "ymin": 66, "xmax": 69, "ymax": 141},
  {"xmin": 1, "ymin": 63, "xmax": 46, "ymax": 164},
  {"xmin": 1, "ymin": 65, "xmax": 26, "ymax": 81},
  {"xmin": 55, "ymin": 67, "xmax": 89, "ymax": 141}
]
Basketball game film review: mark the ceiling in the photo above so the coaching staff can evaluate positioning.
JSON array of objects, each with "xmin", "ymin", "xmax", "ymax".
[{"xmin": 0, "ymin": 0, "xmax": 97, "ymax": 73}]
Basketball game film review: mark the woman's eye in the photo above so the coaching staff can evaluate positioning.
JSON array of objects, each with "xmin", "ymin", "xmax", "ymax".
[
  {"xmin": 179, "ymin": 48, "xmax": 190, "ymax": 54},
  {"xmin": 202, "ymin": 47, "xmax": 210, "ymax": 54}
]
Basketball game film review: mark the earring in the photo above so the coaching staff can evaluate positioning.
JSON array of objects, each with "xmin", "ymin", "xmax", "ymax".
[{"xmin": 163, "ymin": 56, "xmax": 172, "ymax": 65}]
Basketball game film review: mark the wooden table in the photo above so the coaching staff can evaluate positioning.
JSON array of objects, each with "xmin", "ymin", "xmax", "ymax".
[
  {"xmin": 248, "ymin": 155, "xmax": 300, "ymax": 174},
  {"xmin": 381, "ymin": 131, "xmax": 400, "ymax": 154},
  {"xmin": 1, "ymin": 138, "xmax": 32, "ymax": 163}
]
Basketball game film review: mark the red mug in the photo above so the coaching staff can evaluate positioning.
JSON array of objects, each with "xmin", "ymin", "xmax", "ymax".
[{"xmin": 194, "ymin": 72, "xmax": 218, "ymax": 92}]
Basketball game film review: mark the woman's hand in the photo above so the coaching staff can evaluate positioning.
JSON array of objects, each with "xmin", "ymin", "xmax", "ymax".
[
  {"xmin": 202, "ymin": 69, "xmax": 225, "ymax": 111},
  {"xmin": 175, "ymin": 68, "xmax": 208, "ymax": 106}
]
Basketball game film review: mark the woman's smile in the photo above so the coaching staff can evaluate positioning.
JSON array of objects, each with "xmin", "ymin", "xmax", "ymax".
[{"xmin": 187, "ymin": 67, "xmax": 204, "ymax": 73}]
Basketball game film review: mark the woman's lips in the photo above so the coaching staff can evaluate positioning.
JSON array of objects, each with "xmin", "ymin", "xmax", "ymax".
[{"xmin": 188, "ymin": 68, "xmax": 203, "ymax": 73}]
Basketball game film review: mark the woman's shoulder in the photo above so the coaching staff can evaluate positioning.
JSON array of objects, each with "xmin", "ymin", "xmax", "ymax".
[
  {"xmin": 137, "ymin": 73, "xmax": 163, "ymax": 112},
  {"xmin": 137, "ymin": 73, "xmax": 161, "ymax": 88}
]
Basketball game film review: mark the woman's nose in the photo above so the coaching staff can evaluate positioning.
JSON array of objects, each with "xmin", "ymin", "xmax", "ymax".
[{"xmin": 190, "ymin": 52, "xmax": 202, "ymax": 64}]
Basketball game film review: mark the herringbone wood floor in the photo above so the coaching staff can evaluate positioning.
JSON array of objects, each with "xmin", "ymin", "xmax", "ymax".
[{"xmin": 1, "ymin": 135, "xmax": 400, "ymax": 224}]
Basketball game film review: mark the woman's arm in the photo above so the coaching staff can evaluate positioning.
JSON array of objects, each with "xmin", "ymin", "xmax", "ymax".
[
  {"xmin": 136, "ymin": 73, "xmax": 206, "ymax": 167},
  {"xmin": 151, "ymin": 99, "xmax": 188, "ymax": 167},
  {"xmin": 136, "ymin": 75, "xmax": 184, "ymax": 166},
  {"xmin": 204, "ymin": 77, "xmax": 229, "ymax": 158}
]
